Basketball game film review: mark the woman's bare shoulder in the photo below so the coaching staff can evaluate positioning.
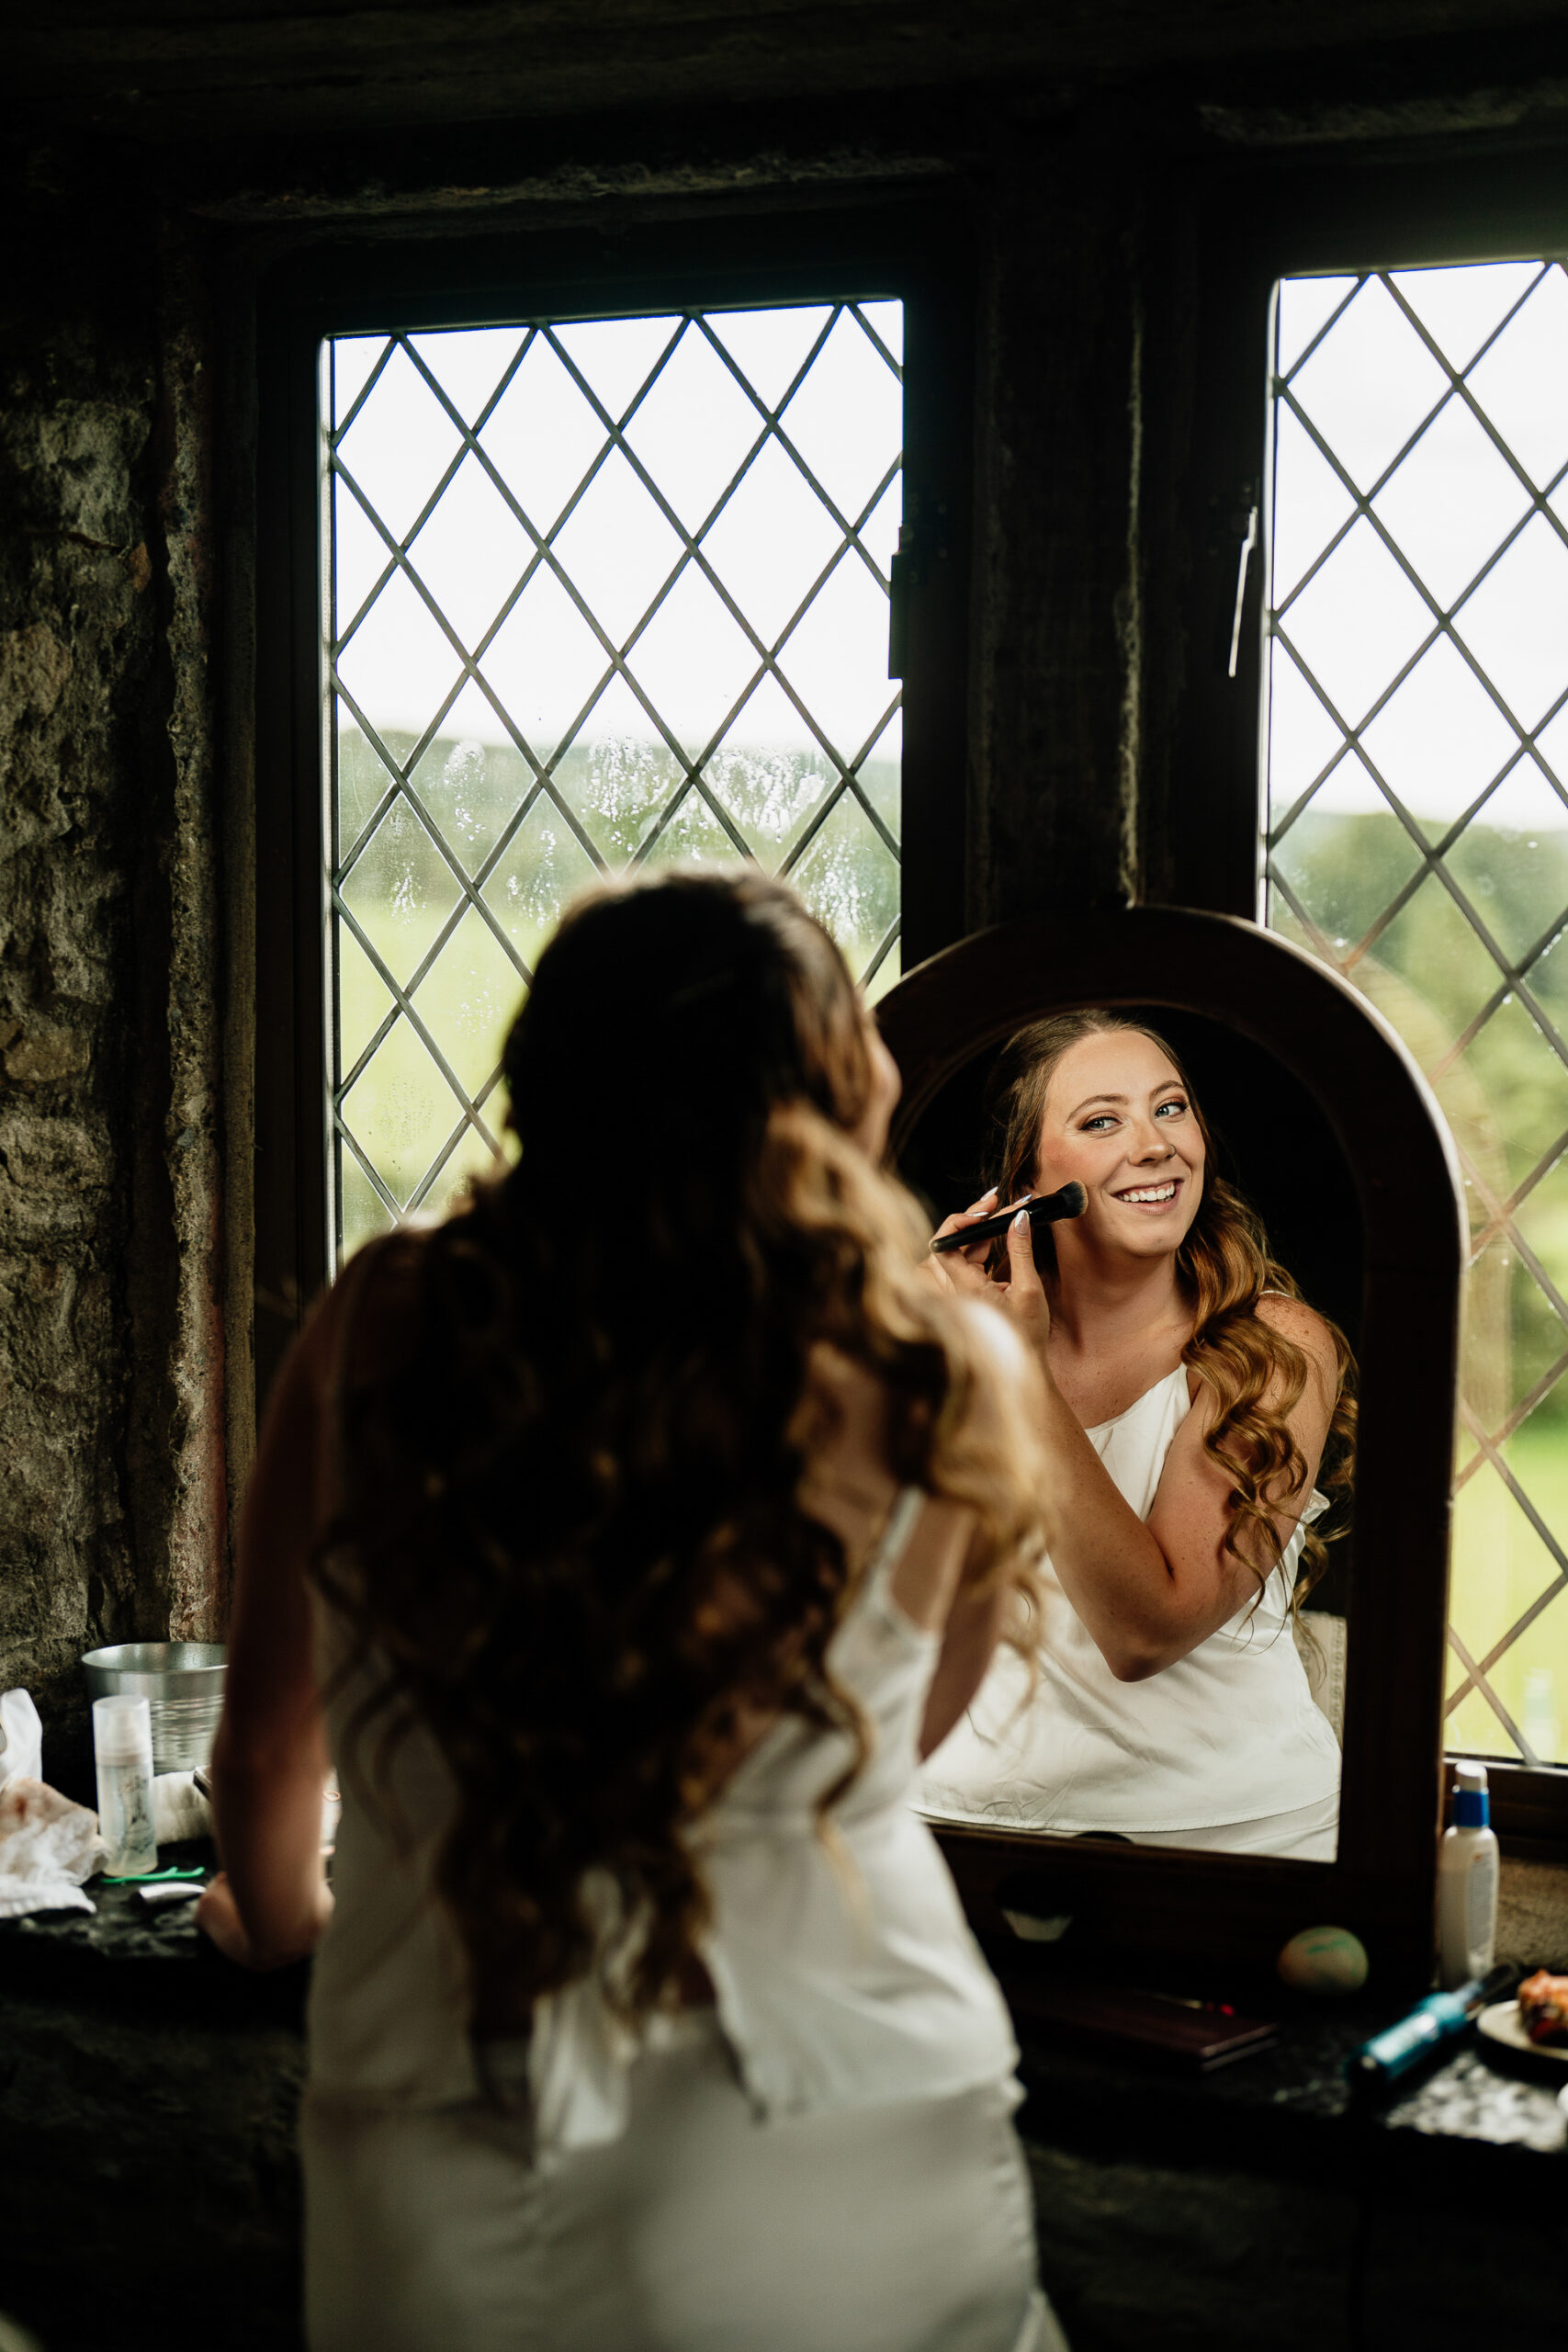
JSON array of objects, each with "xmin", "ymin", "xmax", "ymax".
[
  {"xmin": 1255, "ymin": 1291, "xmax": 1336, "ymax": 1350},
  {"xmin": 287, "ymin": 1227, "xmax": 428, "ymax": 1399},
  {"xmin": 1254, "ymin": 1293, "xmax": 1341, "ymax": 1390}
]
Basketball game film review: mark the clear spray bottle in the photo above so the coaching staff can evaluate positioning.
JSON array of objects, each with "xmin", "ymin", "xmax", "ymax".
[
  {"xmin": 93, "ymin": 1694, "xmax": 157, "ymax": 1876},
  {"xmin": 1437, "ymin": 1759, "xmax": 1498, "ymax": 1991}
]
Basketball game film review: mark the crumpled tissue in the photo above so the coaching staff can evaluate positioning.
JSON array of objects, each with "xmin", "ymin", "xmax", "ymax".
[
  {"xmin": 0, "ymin": 1688, "xmax": 43, "ymax": 1791},
  {"xmin": 0, "ymin": 1776, "xmax": 106, "ymax": 1920}
]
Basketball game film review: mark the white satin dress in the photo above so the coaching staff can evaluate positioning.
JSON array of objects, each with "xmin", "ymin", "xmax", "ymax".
[
  {"xmin": 919, "ymin": 1369, "xmax": 1342, "ymax": 1860},
  {"xmin": 300, "ymin": 1492, "xmax": 1068, "ymax": 2352}
]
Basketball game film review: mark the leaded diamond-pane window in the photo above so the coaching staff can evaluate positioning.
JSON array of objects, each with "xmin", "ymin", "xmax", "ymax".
[
  {"xmin": 1264, "ymin": 258, "xmax": 1568, "ymax": 1767},
  {"xmin": 323, "ymin": 300, "xmax": 905, "ymax": 1263}
]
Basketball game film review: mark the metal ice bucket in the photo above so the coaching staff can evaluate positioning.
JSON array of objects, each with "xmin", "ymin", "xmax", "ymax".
[{"xmin": 81, "ymin": 1643, "xmax": 227, "ymax": 1773}]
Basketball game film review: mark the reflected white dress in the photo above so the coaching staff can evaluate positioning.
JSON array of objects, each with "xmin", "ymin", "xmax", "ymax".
[
  {"xmin": 919, "ymin": 1369, "xmax": 1341, "ymax": 1860},
  {"xmin": 301, "ymin": 1492, "xmax": 1067, "ymax": 2352}
]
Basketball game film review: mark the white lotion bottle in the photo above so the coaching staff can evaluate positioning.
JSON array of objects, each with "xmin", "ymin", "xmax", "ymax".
[
  {"xmin": 93, "ymin": 1694, "xmax": 157, "ymax": 1876},
  {"xmin": 1437, "ymin": 1759, "xmax": 1499, "ymax": 1990}
]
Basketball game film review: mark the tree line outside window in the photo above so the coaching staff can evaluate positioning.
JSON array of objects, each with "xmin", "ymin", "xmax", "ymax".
[
  {"xmin": 322, "ymin": 298, "xmax": 905, "ymax": 1258},
  {"xmin": 320, "ymin": 258, "xmax": 1568, "ymax": 1773},
  {"xmin": 1265, "ymin": 257, "xmax": 1568, "ymax": 1767}
]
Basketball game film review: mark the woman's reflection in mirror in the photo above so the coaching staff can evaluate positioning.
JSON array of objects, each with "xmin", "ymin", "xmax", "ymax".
[{"xmin": 919, "ymin": 1012, "xmax": 1357, "ymax": 1862}]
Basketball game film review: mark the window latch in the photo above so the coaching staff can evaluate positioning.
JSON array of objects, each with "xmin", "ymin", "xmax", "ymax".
[
  {"xmin": 889, "ymin": 524, "xmax": 916, "ymax": 681},
  {"xmin": 1224, "ymin": 485, "xmax": 1259, "ymax": 681},
  {"xmin": 888, "ymin": 495, "xmax": 947, "ymax": 681}
]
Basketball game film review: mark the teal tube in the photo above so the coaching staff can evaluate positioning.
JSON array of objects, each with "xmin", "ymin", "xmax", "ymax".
[{"xmin": 1348, "ymin": 1981, "xmax": 1484, "ymax": 2084}]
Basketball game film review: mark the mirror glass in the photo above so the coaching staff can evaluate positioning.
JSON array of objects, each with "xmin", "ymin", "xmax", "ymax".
[{"xmin": 897, "ymin": 1007, "xmax": 1361, "ymax": 1866}]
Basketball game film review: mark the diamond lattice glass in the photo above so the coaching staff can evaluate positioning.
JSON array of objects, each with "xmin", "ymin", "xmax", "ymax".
[
  {"xmin": 1266, "ymin": 259, "xmax": 1568, "ymax": 1763},
  {"xmin": 323, "ymin": 302, "xmax": 905, "ymax": 1261}
]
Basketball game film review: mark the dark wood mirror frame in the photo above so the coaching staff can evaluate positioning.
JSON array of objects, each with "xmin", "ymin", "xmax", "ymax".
[{"xmin": 876, "ymin": 909, "xmax": 1465, "ymax": 1992}]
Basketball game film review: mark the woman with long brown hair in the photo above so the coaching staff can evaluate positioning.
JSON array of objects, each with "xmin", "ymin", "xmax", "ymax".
[
  {"xmin": 197, "ymin": 871, "xmax": 1066, "ymax": 2352},
  {"xmin": 919, "ymin": 1010, "xmax": 1355, "ymax": 1861}
]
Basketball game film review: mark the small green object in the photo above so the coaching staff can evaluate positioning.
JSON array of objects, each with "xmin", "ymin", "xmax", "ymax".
[
  {"xmin": 101, "ymin": 1865, "xmax": 207, "ymax": 1884},
  {"xmin": 1277, "ymin": 1923, "xmax": 1369, "ymax": 1996}
]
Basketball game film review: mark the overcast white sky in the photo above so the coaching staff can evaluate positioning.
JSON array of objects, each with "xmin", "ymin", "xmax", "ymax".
[
  {"xmin": 328, "ymin": 300, "xmax": 904, "ymax": 776},
  {"xmin": 1270, "ymin": 260, "xmax": 1568, "ymax": 832},
  {"xmin": 326, "ymin": 266, "xmax": 1568, "ymax": 842}
]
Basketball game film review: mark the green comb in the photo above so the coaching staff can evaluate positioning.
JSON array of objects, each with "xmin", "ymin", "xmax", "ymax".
[{"xmin": 102, "ymin": 1865, "xmax": 208, "ymax": 1884}]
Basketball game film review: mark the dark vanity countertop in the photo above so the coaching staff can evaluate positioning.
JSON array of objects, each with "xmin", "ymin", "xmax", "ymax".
[
  {"xmin": 0, "ymin": 1843, "xmax": 310, "ymax": 2027},
  {"xmin": 1011, "ymin": 1990, "xmax": 1567, "ymax": 2203},
  {"xmin": 6, "ymin": 1849, "xmax": 1568, "ymax": 2200},
  {"xmin": 1009, "ymin": 1852, "xmax": 1568, "ymax": 2205}
]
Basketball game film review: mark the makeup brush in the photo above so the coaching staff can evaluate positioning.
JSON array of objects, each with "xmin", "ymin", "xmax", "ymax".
[{"xmin": 930, "ymin": 1181, "xmax": 1088, "ymax": 1256}]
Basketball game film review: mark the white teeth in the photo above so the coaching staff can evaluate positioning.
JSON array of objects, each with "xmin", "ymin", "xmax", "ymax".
[{"xmin": 1118, "ymin": 1182, "xmax": 1177, "ymax": 1204}]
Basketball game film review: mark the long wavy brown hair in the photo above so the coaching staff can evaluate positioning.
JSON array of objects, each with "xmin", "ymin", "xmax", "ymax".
[
  {"xmin": 317, "ymin": 872, "xmax": 1049, "ymax": 2030},
  {"xmin": 984, "ymin": 1009, "xmax": 1356, "ymax": 1609}
]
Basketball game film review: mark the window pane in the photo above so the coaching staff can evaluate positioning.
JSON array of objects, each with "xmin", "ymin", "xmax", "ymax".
[
  {"xmin": 1265, "ymin": 259, "xmax": 1568, "ymax": 1764},
  {"xmin": 322, "ymin": 300, "xmax": 905, "ymax": 1261}
]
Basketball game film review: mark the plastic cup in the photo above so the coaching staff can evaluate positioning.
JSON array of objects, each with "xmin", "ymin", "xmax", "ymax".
[{"xmin": 93, "ymin": 1694, "xmax": 157, "ymax": 1875}]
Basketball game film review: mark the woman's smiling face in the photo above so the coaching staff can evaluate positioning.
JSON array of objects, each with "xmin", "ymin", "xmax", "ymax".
[{"xmin": 1032, "ymin": 1029, "xmax": 1205, "ymax": 1259}]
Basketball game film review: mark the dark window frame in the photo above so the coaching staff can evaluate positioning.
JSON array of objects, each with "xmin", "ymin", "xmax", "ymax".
[
  {"xmin": 253, "ymin": 194, "xmax": 977, "ymax": 1407},
  {"xmin": 1160, "ymin": 143, "xmax": 1568, "ymax": 1845}
]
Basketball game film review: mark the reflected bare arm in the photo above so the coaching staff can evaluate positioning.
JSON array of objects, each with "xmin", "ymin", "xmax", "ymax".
[
  {"xmin": 917, "ymin": 1560, "xmax": 1011, "ymax": 1759},
  {"xmin": 992, "ymin": 1225, "xmax": 1338, "ymax": 1679}
]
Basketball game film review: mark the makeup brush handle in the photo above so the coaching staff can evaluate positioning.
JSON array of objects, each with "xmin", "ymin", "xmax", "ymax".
[{"xmin": 931, "ymin": 1182, "xmax": 1088, "ymax": 1255}]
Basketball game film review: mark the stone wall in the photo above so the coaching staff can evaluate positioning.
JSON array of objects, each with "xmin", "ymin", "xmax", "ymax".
[
  {"xmin": 1, "ymin": 171, "xmax": 156, "ymax": 1758},
  {"xmin": 0, "ymin": 157, "xmax": 229, "ymax": 1787}
]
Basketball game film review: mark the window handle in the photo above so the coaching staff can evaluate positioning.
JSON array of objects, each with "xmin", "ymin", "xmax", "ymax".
[
  {"xmin": 888, "ymin": 497, "xmax": 947, "ymax": 681},
  {"xmin": 889, "ymin": 525, "xmax": 913, "ymax": 680},
  {"xmin": 1226, "ymin": 492, "xmax": 1259, "ymax": 680}
]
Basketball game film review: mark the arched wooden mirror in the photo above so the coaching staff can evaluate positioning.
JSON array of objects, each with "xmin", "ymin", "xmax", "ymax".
[{"xmin": 876, "ymin": 910, "xmax": 1464, "ymax": 1988}]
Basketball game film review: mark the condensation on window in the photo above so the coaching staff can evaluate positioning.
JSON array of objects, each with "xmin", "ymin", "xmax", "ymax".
[{"xmin": 322, "ymin": 300, "xmax": 905, "ymax": 1260}]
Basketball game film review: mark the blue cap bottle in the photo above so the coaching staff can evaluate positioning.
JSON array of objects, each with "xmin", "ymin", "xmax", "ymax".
[{"xmin": 1437, "ymin": 1762, "xmax": 1497, "ymax": 1990}]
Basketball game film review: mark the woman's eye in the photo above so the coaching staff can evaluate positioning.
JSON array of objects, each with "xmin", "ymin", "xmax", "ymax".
[
  {"xmin": 1082, "ymin": 1114, "xmax": 1117, "ymax": 1133},
  {"xmin": 1155, "ymin": 1099, "xmax": 1187, "ymax": 1119}
]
